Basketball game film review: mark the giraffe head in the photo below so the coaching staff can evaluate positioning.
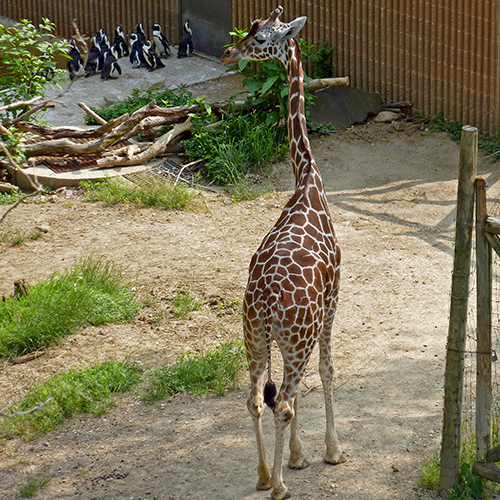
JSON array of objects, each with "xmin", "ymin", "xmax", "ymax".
[{"xmin": 221, "ymin": 6, "xmax": 306, "ymax": 65}]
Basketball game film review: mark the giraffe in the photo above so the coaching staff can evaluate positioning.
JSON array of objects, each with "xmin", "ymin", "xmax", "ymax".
[{"xmin": 221, "ymin": 6, "xmax": 345, "ymax": 500}]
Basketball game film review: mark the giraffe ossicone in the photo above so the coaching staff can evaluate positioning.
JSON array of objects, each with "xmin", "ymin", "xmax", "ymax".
[{"xmin": 222, "ymin": 6, "xmax": 345, "ymax": 500}]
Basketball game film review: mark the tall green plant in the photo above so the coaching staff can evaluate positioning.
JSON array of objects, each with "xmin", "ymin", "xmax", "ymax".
[{"xmin": 0, "ymin": 19, "xmax": 69, "ymax": 120}]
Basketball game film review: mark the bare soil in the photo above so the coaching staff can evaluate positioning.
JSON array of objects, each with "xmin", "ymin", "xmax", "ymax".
[{"xmin": 1, "ymin": 62, "xmax": 500, "ymax": 500}]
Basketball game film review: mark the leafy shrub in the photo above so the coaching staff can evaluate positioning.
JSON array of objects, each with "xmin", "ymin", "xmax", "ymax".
[
  {"xmin": 184, "ymin": 111, "xmax": 288, "ymax": 185},
  {"xmin": 0, "ymin": 19, "xmax": 69, "ymax": 120}
]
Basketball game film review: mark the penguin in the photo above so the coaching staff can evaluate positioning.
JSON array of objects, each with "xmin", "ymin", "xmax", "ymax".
[
  {"xmin": 101, "ymin": 46, "xmax": 122, "ymax": 80},
  {"xmin": 142, "ymin": 40, "xmax": 165, "ymax": 71},
  {"xmin": 129, "ymin": 33, "xmax": 148, "ymax": 68},
  {"xmin": 112, "ymin": 25, "xmax": 129, "ymax": 58},
  {"xmin": 95, "ymin": 29, "xmax": 110, "ymax": 51},
  {"xmin": 67, "ymin": 38, "xmax": 85, "ymax": 80},
  {"xmin": 151, "ymin": 23, "xmax": 171, "ymax": 57},
  {"xmin": 135, "ymin": 22, "xmax": 147, "ymax": 43},
  {"xmin": 84, "ymin": 36, "xmax": 101, "ymax": 77},
  {"xmin": 177, "ymin": 21, "xmax": 194, "ymax": 58}
]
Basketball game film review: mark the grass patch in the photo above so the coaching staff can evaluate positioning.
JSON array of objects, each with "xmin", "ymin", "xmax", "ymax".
[
  {"xmin": 0, "ymin": 228, "xmax": 44, "ymax": 247},
  {"xmin": 1, "ymin": 360, "xmax": 142, "ymax": 439},
  {"xmin": 171, "ymin": 290, "xmax": 201, "ymax": 318},
  {"xmin": 142, "ymin": 341, "xmax": 246, "ymax": 402},
  {"xmin": 230, "ymin": 175, "xmax": 273, "ymax": 202},
  {"xmin": 80, "ymin": 175, "xmax": 202, "ymax": 211},
  {"xmin": 86, "ymin": 86, "xmax": 193, "ymax": 125},
  {"xmin": 419, "ymin": 441, "xmax": 500, "ymax": 499},
  {"xmin": 17, "ymin": 467, "xmax": 53, "ymax": 497},
  {"xmin": 0, "ymin": 257, "xmax": 141, "ymax": 358}
]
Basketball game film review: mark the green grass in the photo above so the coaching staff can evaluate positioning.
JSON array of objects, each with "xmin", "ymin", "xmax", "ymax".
[
  {"xmin": 86, "ymin": 86, "xmax": 194, "ymax": 125},
  {"xmin": 419, "ymin": 441, "xmax": 500, "ymax": 499},
  {"xmin": 142, "ymin": 341, "xmax": 246, "ymax": 402},
  {"xmin": 184, "ymin": 112, "xmax": 288, "ymax": 185},
  {"xmin": 17, "ymin": 467, "xmax": 53, "ymax": 497},
  {"xmin": 1, "ymin": 343, "xmax": 246, "ymax": 439},
  {"xmin": 171, "ymin": 290, "xmax": 201, "ymax": 318},
  {"xmin": 1, "ymin": 360, "xmax": 142, "ymax": 439},
  {"xmin": 0, "ymin": 257, "xmax": 141, "ymax": 358},
  {"xmin": 80, "ymin": 175, "xmax": 202, "ymax": 211}
]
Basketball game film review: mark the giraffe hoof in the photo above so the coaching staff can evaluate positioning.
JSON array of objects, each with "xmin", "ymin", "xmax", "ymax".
[
  {"xmin": 324, "ymin": 451, "xmax": 347, "ymax": 465},
  {"xmin": 256, "ymin": 478, "xmax": 272, "ymax": 490},
  {"xmin": 271, "ymin": 485, "xmax": 291, "ymax": 500},
  {"xmin": 288, "ymin": 456, "xmax": 310, "ymax": 469}
]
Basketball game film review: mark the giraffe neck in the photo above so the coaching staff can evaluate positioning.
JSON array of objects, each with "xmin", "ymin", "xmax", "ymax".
[{"xmin": 283, "ymin": 39, "xmax": 316, "ymax": 190}]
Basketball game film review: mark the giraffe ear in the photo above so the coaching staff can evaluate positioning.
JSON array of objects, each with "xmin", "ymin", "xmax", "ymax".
[{"xmin": 282, "ymin": 16, "xmax": 307, "ymax": 39}]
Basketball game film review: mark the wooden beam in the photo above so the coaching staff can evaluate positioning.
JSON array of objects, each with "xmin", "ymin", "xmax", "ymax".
[
  {"xmin": 475, "ymin": 177, "xmax": 492, "ymax": 461},
  {"xmin": 474, "ymin": 462, "xmax": 500, "ymax": 483}
]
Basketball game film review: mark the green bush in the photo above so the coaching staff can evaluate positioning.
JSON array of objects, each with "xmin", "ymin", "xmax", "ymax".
[
  {"xmin": 0, "ymin": 19, "xmax": 69, "ymax": 120},
  {"xmin": 184, "ymin": 111, "xmax": 288, "ymax": 185}
]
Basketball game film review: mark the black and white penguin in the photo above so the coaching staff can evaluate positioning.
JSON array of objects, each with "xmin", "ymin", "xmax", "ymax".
[
  {"xmin": 95, "ymin": 29, "xmax": 110, "ymax": 51},
  {"xmin": 112, "ymin": 25, "xmax": 129, "ymax": 58},
  {"xmin": 84, "ymin": 36, "xmax": 101, "ymax": 77},
  {"xmin": 142, "ymin": 40, "xmax": 165, "ymax": 71},
  {"xmin": 135, "ymin": 22, "xmax": 147, "ymax": 43},
  {"xmin": 129, "ymin": 33, "xmax": 148, "ymax": 68},
  {"xmin": 177, "ymin": 21, "xmax": 194, "ymax": 58},
  {"xmin": 67, "ymin": 38, "xmax": 85, "ymax": 80},
  {"xmin": 101, "ymin": 46, "xmax": 122, "ymax": 80},
  {"xmin": 151, "ymin": 23, "xmax": 171, "ymax": 57}
]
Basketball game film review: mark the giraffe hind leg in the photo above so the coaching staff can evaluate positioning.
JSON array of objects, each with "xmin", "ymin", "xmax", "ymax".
[
  {"xmin": 319, "ymin": 330, "xmax": 346, "ymax": 464},
  {"xmin": 246, "ymin": 357, "xmax": 272, "ymax": 490},
  {"xmin": 288, "ymin": 397, "xmax": 310, "ymax": 469}
]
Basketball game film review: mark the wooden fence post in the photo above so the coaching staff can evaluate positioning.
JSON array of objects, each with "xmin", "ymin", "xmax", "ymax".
[
  {"xmin": 440, "ymin": 125, "xmax": 478, "ymax": 495},
  {"xmin": 475, "ymin": 177, "xmax": 492, "ymax": 461}
]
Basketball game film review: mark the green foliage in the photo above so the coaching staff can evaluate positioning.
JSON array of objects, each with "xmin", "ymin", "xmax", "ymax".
[
  {"xmin": 429, "ymin": 113, "xmax": 463, "ymax": 142},
  {"xmin": 80, "ymin": 175, "xmax": 201, "ymax": 211},
  {"xmin": 142, "ymin": 341, "xmax": 247, "ymax": 401},
  {"xmin": 171, "ymin": 290, "xmax": 201, "ymax": 318},
  {"xmin": 301, "ymin": 40, "xmax": 335, "ymax": 79},
  {"xmin": 1, "ymin": 361, "xmax": 141, "ymax": 438},
  {"xmin": 86, "ymin": 86, "xmax": 194, "ymax": 125},
  {"xmin": 0, "ymin": 257, "xmax": 141, "ymax": 358},
  {"xmin": 0, "ymin": 189, "xmax": 24, "ymax": 205},
  {"xmin": 419, "ymin": 441, "xmax": 500, "ymax": 499},
  {"xmin": 0, "ymin": 19, "xmax": 69, "ymax": 120},
  {"xmin": 184, "ymin": 111, "xmax": 288, "ymax": 185}
]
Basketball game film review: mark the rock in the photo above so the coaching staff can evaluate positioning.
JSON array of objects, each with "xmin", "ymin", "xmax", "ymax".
[
  {"xmin": 373, "ymin": 110, "xmax": 399, "ymax": 123},
  {"xmin": 0, "ymin": 181, "xmax": 19, "ymax": 194},
  {"xmin": 308, "ymin": 85, "xmax": 384, "ymax": 129}
]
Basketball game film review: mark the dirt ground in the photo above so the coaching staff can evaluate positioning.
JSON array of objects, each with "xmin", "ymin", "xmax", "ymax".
[{"xmin": 1, "ymin": 56, "xmax": 500, "ymax": 500}]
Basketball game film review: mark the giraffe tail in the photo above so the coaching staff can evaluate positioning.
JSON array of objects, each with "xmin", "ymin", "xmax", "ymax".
[{"xmin": 263, "ymin": 286, "xmax": 279, "ymax": 410}]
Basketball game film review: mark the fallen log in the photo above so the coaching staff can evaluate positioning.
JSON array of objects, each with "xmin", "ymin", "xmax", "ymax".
[
  {"xmin": 305, "ymin": 76, "xmax": 349, "ymax": 90},
  {"xmin": 95, "ymin": 117, "xmax": 193, "ymax": 168}
]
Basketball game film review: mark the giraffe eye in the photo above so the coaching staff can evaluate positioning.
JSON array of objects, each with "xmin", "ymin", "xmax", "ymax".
[{"xmin": 255, "ymin": 36, "xmax": 265, "ymax": 44}]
